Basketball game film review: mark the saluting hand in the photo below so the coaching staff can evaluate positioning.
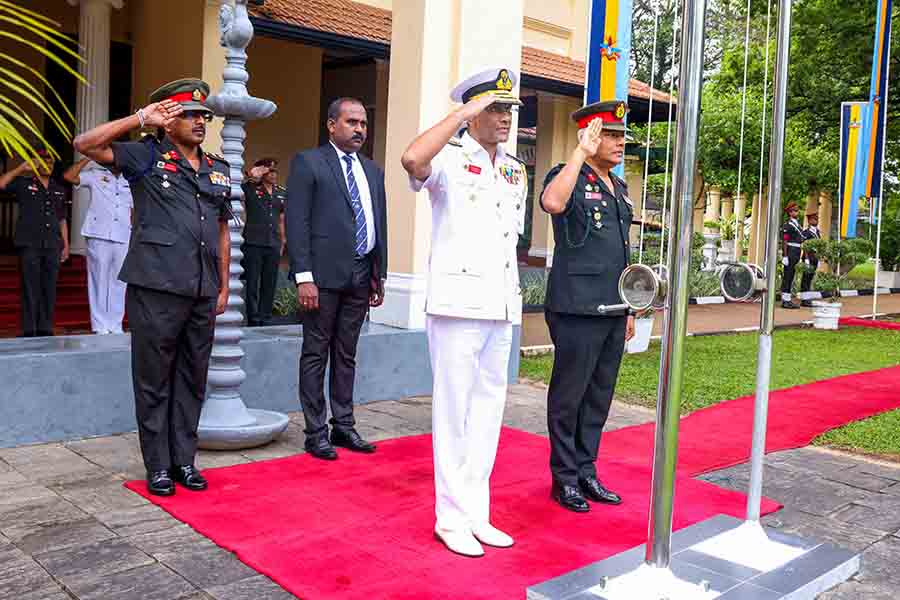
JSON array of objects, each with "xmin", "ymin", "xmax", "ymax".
[
  {"xmin": 248, "ymin": 165, "xmax": 269, "ymax": 180},
  {"xmin": 141, "ymin": 100, "xmax": 183, "ymax": 129},
  {"xmin": 577, "ymin": 118, "xmax": 604, "ymax": 158},
  {"xmin": 456, "ymin": 92, "xmax": 499, "ymax": 122}
]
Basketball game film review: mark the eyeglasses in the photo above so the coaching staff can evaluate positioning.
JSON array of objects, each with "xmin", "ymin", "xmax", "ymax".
[
  {"xmin": 179, "ymin": 111, "xmax": 214, "ymax": 123},
  {"xmin": 485, "ymin": 104, "xmax": 518, "ymax": 115}
]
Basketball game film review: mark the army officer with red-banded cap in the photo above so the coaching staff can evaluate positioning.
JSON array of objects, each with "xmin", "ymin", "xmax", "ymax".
[
  {"xmin": 75, "ymin": 78, "xmax": 232, "ymax": 497},
  {"xmin": 540, "ymin": 100, "xmax": 636, "ymax": 513}
]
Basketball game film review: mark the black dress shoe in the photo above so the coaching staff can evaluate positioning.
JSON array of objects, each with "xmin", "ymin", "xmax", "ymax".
[
  {"xmin": 551, "ymin": 481, "xmax": 590, "ymax": 513},
  {"xmin": 305, "ymin": 437, "xmax": 338, "ymax": 460},
  {"xmin": 801, "ymin": 300, "xmax": 813, "ymax": 307},
  {"xmin": 781, "ymin": 301, "xmax": 799, "ymax": 309},
  {"xmin": 579, "ymin": 476, "xmax": 622, "ymax": 505},
  {"xmin": 147, "ymin": 470, "xmax": 175, "ymax": 496},
  {"xmin": 171, "ymin": 465, "xmax": 208, "ymax": 491},
  {"xmin": 330, "ymin": 428, "xmax": 376, "ymax": 453}
]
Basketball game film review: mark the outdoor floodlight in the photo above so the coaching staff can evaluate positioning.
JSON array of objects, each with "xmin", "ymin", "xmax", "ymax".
[
  {"xmin": 719, "ymin": 262, "xmax": 766, "ymax": 302},
  {"xmin": 618, "ymin": 263, "xmax": 668, "ymax": 312}
]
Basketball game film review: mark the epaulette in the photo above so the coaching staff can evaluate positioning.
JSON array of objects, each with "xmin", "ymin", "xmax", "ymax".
[
  {"xmin": 447, "ymin": 138, "xmax": 463, "ymax": 147},
  {"xmin": 206, "ymin": 152, "xmax": 228, "ymax": 164},
  {"xmin": 275, "ymin": 184, "xmax": 287, "ymax": 192},
  {"xmin": 507, "ymin": 154, "xmax": 526, "ymax": 167}
]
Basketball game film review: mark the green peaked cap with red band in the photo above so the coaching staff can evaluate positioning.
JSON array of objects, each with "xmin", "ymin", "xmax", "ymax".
[{"xmin": 149, "ymin": 78, "xmax": 213, "ymax": 114}]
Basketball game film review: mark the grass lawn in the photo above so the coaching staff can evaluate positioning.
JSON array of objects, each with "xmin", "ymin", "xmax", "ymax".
[
  {"xmin": 813, "ymin": 410, "xmax": 900, "ymax": 462},
  {"xmin": 519, "ymin": 326, "xmax": 900, "ymax": 456},
  {"xmin": 846, "ymin": 262, "xmax": 877, "ymax": 287}
]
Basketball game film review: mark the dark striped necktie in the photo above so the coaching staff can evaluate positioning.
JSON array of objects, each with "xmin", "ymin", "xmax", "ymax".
[{"xmin": 342, "ymin": 154, "xmax": 368, "ymax": 256}]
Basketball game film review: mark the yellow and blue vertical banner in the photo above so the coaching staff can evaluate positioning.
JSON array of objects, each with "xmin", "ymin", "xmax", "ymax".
[
  {"xmin": 585, "ymin": 0, "xmax": 633, "ymax": 177},
  {"xmin": 840, "ymin": 102, "xmax": 865, "ymax": 238},
  {"xmin": 844, "ymin": 0, "xmax": 892, "ymax": 238}
]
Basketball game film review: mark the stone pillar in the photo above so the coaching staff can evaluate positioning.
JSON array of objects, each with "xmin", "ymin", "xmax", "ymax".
[
  {"xmin": 200, "ymin": 0, "xmax": 287, "ymax": 449},
  {"xmin": 748, "ymin": 190, "xmax": 769, "ymax": 266},
  {"xmin": 804, "ymin": 190, "xmax": 819, "ymax": 228},
  {"xmin": 733, "ymin": 192, "xmax": 747, "ymax": 261},
  {"xmin": 818, "ymin": 191, "xmax": 833, "ymax": 240},
  {"xmin": 704, "ymin": 185, "xmax": 722, "ymax": 228},
  {"xmin": 370, "ymin": 0, "xmax": 525, "ymax": 329},
  {"xmin": 701, "ymin": 186, "xmax": 721, "ymax": 270},
  {"xmin": 624, "ymin": 155, "xmax": 644, "ymax": 247},
  {"xmin": 721, "ymin": 195, "xmax": 733, "ymax": 220},
  {"xmin": 374, "ymin": 58, "xmax": 390, "ymax": 167},
  {"xmin": 68, "ymin": 0, "xmax": 123, "ymax": 256},
  {"xmin": 530, "ymin": 93, "xmax": 580, "ymax": 267}
]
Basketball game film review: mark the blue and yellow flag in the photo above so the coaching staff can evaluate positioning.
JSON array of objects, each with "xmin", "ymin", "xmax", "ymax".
[
  {"xmin": 585, "ymin": 0, "xmax": 633, "ymax": 177},
  {"xmin": 840, "ymin": 102, "xmax": 865, "ymax": 238},
  {"xmin": 845, "ymin": 0, "xmax": 892, "ymax": 238}
]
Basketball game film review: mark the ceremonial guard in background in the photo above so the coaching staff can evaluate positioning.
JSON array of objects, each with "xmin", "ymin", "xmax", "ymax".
[
  {"xmin": 780, "ymin": 201, "xmax": 804, "ymax": 309},
  {"xmin": 540, "ymin": 101, "xmax": 635, "ymax": 513},
  {"xmin": 800, "ymin": 210, "xmax": 822, "ymax": 307},
  {"xmin": 0, "ymin": 148, "xmax": 70, "ymax": 337},
  {"xmin": 63, "ymin": 158, "xmax": 133, "ymax": 334},
  {"xmin": 401, "ymin": 67, "xmax": 527, "ymax": 557},
  {"xmin": 75, "ymin": 79, "xmax": 231, "ymax": 496},
  {"xmin": 242, "ymin": 157, "xmax": 286, "ymax": 326}
]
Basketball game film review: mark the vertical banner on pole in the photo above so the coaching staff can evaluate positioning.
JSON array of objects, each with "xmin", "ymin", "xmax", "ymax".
[
  {"xmin": 839, "ymin": 102, "xmax": 865, "ymax": 238},
  {"xmin": 846, "ymin": 0, "xmax": 892, "ymax": 238},
  {"xmin": 586, "ymin": 0, "xmax": 634, "ymax": 177}
]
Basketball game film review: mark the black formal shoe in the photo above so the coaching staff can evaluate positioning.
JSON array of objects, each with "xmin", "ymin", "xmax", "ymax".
[
  {"xmin": 171, "ymin": 465, "xmax": 208, "ymax": 491},
  {"xmin": 147, "ymin": 470, "xmax": 175, "ymax": 496},
  {"xmin": 551, "ymin": 481, "xmax": 590, "ymax": 513},
  {"xmin": 781, "ymin": 301, "xmax": 799, "ymax": 309},
  {"xmin": 330, "ymin": 428, "xmax": 376, "ymax": 453},
  {"xmin": 801, "ymin": 300, "xmax": 813, "ymax": 307},
  {"xmin": 579, "ymin": 476, "xmax": 622, "ymax": 505},
  {"xmin": 305, "ymin": 437, "xmax": 338, "ymax": 460}
]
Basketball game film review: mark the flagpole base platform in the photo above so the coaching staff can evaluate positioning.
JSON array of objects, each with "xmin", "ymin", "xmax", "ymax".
[{"xmin": 526, "ymin": 515, "xmax": 859, "ymax": 600}]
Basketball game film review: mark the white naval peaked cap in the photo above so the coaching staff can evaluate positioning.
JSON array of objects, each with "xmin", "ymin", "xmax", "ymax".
[{"xmin": 450, "ymin": 66, "xmax": 523, "ymax": 105}]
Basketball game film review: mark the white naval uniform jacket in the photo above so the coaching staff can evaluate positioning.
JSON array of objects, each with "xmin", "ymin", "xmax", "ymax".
[
  {"xmin": 78, "ymin": 166, "xmax": 133, "ymax": 244},
  {"xmin": 411, "ymin": 132, "xmax": 528, "ymax": 325}
]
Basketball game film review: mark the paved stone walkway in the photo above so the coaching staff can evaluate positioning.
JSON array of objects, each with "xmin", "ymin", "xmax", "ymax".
[{"xmin": 1, "ymin": 382, "xmax": 898, "ymax": 599}]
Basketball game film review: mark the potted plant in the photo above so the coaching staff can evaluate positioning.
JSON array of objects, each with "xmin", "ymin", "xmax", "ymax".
[
  {"xmin": 269, "ymin": 284, "xmax": 302, "ymax": 326},
  {"xmin": 519, "ymin": 270, "xmax": 551, "ymax": 348},
  {"xmin": 716, "ymin": 213, "xmax": 738, "ymax": 264},
  {"xmin": 803, "ymin": 237, "xmax": 874, "ymax": 329}
]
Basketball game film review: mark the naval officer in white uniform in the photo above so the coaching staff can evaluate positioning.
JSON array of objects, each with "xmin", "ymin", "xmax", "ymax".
[
  {"xmin": 401, "ymin": 67, "xmax": 528, "ymax": 558},
  {"xmin": 63, "ymin": 158, "xmax": 133, "ymax": 334}
]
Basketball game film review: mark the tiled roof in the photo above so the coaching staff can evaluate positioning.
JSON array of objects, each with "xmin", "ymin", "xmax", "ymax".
[
  {"xmin": 250, "ymin": 0, "xmax": 672, "ymax": 103},
  {"xmin": 250, "ymin": 0, "xmax": 392, "ymax": 45}
]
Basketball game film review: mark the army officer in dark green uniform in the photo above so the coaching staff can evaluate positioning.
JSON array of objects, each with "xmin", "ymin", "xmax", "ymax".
[
  {"xmin": 74, "ymin": 79, "xmax": 231, "ymax": 497},
  {"xmin": 540, "ymin": 101, "xmax": 635, "ymax": 513},
  {"xmin": 242, "ymin": 157, "xmax": 286, "ymax": 326}
]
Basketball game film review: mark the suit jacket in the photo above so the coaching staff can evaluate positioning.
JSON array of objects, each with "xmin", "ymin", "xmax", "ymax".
[{"xmin": 285, "ymin": 144, "xmax": 388, "ymax": 290}]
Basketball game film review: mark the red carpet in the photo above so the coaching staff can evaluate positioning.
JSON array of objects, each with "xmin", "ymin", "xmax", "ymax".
[
  {"xmin": 127, "ymin": 364, "xmax": 900, "ymax": 599},
  {"xmin": 840, "ymin": 316, "xmax": 900, "ymax": 331}
]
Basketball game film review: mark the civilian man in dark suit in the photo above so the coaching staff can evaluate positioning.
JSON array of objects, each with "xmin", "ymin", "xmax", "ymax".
[{"xmin": 285, "ymin": 97, "xmax": 388, "ymax": 460}]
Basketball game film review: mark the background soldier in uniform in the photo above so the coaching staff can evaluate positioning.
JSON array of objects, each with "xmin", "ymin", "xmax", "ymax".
[
  {"xmin": 540, "ymin": 101, "xmax": 635, "ymax": 513},
  {"xmin": 0, "ymin": 148, "xmax": 70, "ymax": 337},
  {"xmin": 74, "ymin": 79, "xmax": 231, "ymax": 497},
  {"xmin": 780, "ymin": 201, "xmax": 804, "ymax": 309},
  {"xmin": 800, "ymin": 211, "xmax": 822, "ymax": 307},
  {"xmin": 402, "ymin": 67, "xmax": 527, "ymax": 557},
  {"xmin": 63, "ymin": 158, "xmax": 133, "ymax": 334},
  {"xmin": 242, "ymin": 157, "xmax": 286, "ymax": 326}
]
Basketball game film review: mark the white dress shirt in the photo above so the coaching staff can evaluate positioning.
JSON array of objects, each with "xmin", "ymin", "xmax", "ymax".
[
  {"xmin": 295, "ymin": 143, "xmax": 377, "ymax": 285},
  {"xmin": 78, "ymin": 164, "xmax": 133, "ymax": 244}
]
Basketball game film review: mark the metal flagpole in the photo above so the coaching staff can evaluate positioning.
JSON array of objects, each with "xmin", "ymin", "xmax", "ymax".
[
  {"xmin": 872, "ymin": 30, "xmax": 891, "ymax": 320},
  {"xmin": 746, "ymin": 0, "xmax": 793, "ymax": 523},
  {"xmin": 645, "ymin": 0, "xmax": 708, "ymax": 568}
]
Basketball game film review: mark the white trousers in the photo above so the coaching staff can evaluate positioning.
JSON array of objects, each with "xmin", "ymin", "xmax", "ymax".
[
  {"xmin": 426, "ymin": 314, "xmax": 513, "ymax": 532},
  {"xmin": 86, "ymin": 237, "xmax": 128, "ymax": 334}
]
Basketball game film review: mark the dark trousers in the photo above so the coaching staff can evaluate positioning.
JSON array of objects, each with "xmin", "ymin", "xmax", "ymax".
[
  {"xmin": 126, "ymin": 285, "xmax": 216, "ymax": 472},
  {"xmin": 298, "ymin": 255, "xmax": 371, "ymax": 440},
  {"xmin": 546, "ymin": 311, "xmax": 626, "ymax": 487},
  {"xmin": 243, "ymin": 244, "xmax": 279, "ymax": 326},
  {"xmin": 801, "ymin": 258, "xmax": 819, "ymax": 292},
  {"xmin": 19, "ymin": 247, "xmax": 60, "ymax": 337},
  {"xmin": 781, "ymin": 249, "xmax": 802, "ymax": 298}
]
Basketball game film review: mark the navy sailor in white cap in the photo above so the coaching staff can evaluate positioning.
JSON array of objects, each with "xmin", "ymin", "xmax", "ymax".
[{"xmin": 401, "ymin": 67, "xmax": 528, "ymax": 557}]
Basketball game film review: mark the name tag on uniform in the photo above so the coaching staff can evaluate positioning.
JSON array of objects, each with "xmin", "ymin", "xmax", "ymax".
[
  {"xmin": 585, "ymin": 192, "xmax": 602, "ymax": 200},
  {"xmin": 209, "ymin": 171, "xmax": 230, "ymax": 186},
  {"xmin": 466, "ymin": 164, "xmax": 482, "ymax": 175}
]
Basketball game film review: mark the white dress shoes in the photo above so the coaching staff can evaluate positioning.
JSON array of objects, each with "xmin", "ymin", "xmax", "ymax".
[
  {"xmin": 434, "ymin": 527, "xmax": 485, "ymax": 558},
  {"xmin": 472, "ymin": 523, "xmax": 514, "ymax": 548}
]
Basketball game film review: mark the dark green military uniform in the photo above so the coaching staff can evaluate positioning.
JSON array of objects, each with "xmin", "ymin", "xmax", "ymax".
[
  {"xmin": 111, "ymin": 79, "xmax": 230, "ymax": 474},
  {"xmin": 241, "ymin": 180, "xmax": 285, "ymax": 326},
  {"xmin": 542, "ymin": 164, "xmax": 633, "ymax": 488},
  {"xmin": 10, "ymin": 175, "xmax": 67, "ymax": 336}
]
